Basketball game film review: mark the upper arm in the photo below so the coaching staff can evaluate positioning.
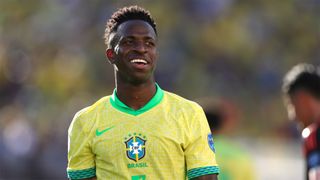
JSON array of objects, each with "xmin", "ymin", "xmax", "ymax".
[
  {"xmin": 185, "ymin": 105, "xmax": 220, "ymax": 179},
  {"xmin": 67, "ymin": 113, "xmax": 96, "ymax": 179}
]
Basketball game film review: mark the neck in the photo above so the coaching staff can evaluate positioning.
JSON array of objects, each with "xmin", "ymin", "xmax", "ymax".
[{"xmin": 115, "ymin": 79, "xmax": 157, "ymax": 110}]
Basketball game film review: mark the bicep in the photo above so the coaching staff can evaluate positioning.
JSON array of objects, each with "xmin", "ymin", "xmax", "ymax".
[
  {"xmin": 67, "ymin": 115, "xmax": 96, "ymax": 179},
  {"xmin": 185, "ymin": 107, "xmax": 220, "ymax": 178}
]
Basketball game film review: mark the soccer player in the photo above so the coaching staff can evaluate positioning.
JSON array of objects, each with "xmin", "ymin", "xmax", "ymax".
[
  {"xmin": 67, "ymin": 5, "xmax": 219, "ymax": 180},
  {"xmin": 283, "ymin": 63, "xmax": 320, "ymax": 180}
]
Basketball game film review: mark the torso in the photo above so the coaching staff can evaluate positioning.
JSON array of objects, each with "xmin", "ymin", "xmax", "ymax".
[
  {"xmin": 68, "ymin": 90, "xmax": 219, "ymax": 179},
  {"xmin": 303, "ymin": 123, "xmax": 320, "ymax": 180}
]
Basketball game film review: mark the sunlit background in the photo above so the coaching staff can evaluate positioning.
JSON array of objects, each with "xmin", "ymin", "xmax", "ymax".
[{"xmin": 1, "ymin": 0, "xmax": 319, "ymax": 179}]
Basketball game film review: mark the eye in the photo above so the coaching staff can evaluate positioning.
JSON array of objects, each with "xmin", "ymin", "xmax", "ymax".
[
  {"xmin": 122, "ymin": 39, "xmax": 134, "ymax": 45},
  {"xmin": 145, "ymin": 41, "xmax": 155, "ymax": 47}
]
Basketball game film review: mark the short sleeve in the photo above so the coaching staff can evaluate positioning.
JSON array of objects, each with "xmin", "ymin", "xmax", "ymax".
[
  {"xmin": 185, "ymin": 106, "xmax": 220, "ymax": 179},
  {"xmin": 67, "ymin": 112, "xmax": 96, "ymax": 179}
]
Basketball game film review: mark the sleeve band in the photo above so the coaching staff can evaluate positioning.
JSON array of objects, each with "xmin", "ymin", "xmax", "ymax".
[
  {"xmin": 187, "ymin": 166, "xmax": 220, "ymax": 179},
  {"xmin": 67, "ymin": 167, "xmax": 96, "ymax": 180}
]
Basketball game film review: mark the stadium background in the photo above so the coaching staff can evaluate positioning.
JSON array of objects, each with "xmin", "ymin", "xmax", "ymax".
[{"xmin": 0, "ymin": 0, "xmax": 319, "ymax": 179}]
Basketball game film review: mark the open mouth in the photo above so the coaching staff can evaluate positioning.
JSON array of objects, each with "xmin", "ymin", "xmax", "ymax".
[{"xmin": 130, "ymin": 59, "xmax": 148, "ymax": 65}]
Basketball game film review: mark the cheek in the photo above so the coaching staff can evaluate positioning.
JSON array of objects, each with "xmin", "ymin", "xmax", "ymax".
[
  {"xmin": 150, "ymin": 49, "xmax": 158, "ymax": 59},
  {"xmin": 294, "ymin": 103, "xmax": 310, "ymax": 123},
  {"xmin": 294, "ymin": 106, "xmax": 304, "ymax": 119}
]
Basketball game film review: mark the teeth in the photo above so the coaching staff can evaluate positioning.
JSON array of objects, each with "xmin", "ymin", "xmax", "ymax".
[{"xmin": 130, "ymin": 59, "xmax": 147, "ymax": 64}]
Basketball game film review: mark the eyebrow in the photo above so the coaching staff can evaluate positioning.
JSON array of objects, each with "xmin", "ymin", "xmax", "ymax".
[{"xmin": 122, "ymin": 35, "xmax": 156, "ymax": 40}]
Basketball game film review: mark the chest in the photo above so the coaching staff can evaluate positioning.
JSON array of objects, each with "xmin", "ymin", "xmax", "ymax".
[{"xmin": 91, "ymin": 110, "xmax": 185, "ymax": 166}]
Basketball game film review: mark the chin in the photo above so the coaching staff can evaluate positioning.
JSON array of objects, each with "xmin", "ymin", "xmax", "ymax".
[
  {"xmin": 129, "ymin": 78, "xmax": 152, "ymax": 85},
  {"xmin": 128, "ymin": 74, "xmax": 154, "ymax": 85}
]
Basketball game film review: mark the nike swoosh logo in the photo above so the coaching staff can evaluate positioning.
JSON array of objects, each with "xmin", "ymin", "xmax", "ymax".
[{"xmin": 96, "ymin": 126, "xmax": 115, "ymax": 136}]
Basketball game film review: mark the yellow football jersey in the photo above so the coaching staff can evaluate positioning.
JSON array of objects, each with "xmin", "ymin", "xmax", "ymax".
[{"xmin": 67, "ymin": 84, "xmax": 219, "ymax": 179}]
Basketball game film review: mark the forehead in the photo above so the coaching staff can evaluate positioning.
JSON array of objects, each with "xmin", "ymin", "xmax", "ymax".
[{"xmin": 117, "ymin": 20, "xmax": 156, "ymax": 39}]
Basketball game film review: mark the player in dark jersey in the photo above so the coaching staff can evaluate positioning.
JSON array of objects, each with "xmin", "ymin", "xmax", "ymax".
[{"xmin": 283, "ymin": 63, "xmax": 320, "ymax": 180}]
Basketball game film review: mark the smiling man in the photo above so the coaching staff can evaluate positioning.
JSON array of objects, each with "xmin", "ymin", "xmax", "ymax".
[{"xmin": 67, "ymin": 6, "xmax": 219, "ymax": 180}]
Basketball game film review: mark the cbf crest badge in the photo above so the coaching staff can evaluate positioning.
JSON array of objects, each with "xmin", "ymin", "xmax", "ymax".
[{"xmin": 124, "ymin": 133, "xmax": 146, "ymax": 162}]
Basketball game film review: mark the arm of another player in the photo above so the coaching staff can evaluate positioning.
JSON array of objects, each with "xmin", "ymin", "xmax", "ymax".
[{"xmin": 191, "ymin": 174, "xmax": 218, "ymax": 180}]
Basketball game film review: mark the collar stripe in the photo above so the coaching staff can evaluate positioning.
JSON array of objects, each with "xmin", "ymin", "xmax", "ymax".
[{"xmin": 110, "ymin": 83, "xmax": 164, "ymax": 116}]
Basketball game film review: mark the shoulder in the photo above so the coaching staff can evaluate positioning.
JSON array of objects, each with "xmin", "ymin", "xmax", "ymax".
[
  {"xmin": 74, "ymin": 96, "xmax": 110, "ymax": 119},
  {"xmin": 302, "ymin": 123, "xmax": 320, "ymax": 155},
  {"xmin": 163, "ymin": 91, "xmax": 203, "ymax": 112},
  {"xmin": 69, "ymin": 96, "xmax": 110, "ymax": 132}
]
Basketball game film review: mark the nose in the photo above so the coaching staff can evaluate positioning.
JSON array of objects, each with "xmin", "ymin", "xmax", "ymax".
[{"xmin": 133, "ymin": 41, "xmax": 147, "ymax": 54}]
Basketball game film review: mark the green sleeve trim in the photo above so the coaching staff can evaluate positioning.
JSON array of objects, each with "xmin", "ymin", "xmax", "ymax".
[
  {"xmin": 67, "ymin": 167, "xmax": 96, "ymax": 180},
  {"xmin": 110, "ymin": 83, "xmax": 164, "ymax": 116},
  {"xmin": 187, "ymin": 166, "xmax": 219, "ymax": 179}
]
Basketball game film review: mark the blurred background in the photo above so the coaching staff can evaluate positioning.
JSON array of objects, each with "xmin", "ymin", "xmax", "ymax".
[{"xmin": 1, "ymin": 0, "xmax": 319, "ymax": 179}]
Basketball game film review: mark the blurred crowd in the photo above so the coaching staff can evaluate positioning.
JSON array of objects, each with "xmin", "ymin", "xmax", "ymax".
[{"xmin": 0, "ymin": 0, "xmax": 319, "ymax": 179}]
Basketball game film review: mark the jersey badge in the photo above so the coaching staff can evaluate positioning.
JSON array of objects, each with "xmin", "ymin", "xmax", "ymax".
[
  {"xmin": 208, "ymin": 133, "xmax": 216, "ymax": 152},
  {"xmin": 124, "ymin": 133, "xmax": 147, "ymax": 162}
]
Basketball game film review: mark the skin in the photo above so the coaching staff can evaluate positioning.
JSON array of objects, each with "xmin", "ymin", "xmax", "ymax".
[
  {"xmin": 289, "ymin": 89, "xmax": 320, "ymax": 128},
  {"xmin": 82, "ymin": 20, "xmax": 218, "ymax": 180},
  {"xmin": 107, "ymin": 20, "xmax": 158, "ymax": 110}
]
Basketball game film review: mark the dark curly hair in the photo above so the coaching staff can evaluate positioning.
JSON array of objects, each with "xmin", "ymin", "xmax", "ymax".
[
  {"xmin": 104, "ymin": 5, "xmax": 157, "ymax": 48},
  {"xmin": 283, "ymin": 63, "xmax": 320, "ymax": 99}
]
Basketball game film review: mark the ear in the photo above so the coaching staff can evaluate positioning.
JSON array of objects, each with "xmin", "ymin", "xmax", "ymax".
[{"xmin": 106, "ymin": 49, "xmax": 115, "ymax": 64}]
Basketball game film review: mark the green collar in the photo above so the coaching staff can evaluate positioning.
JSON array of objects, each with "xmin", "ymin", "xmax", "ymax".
[{"xmin": 110, "ymin": 83, "xmax": 164, "ymax": 116}]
